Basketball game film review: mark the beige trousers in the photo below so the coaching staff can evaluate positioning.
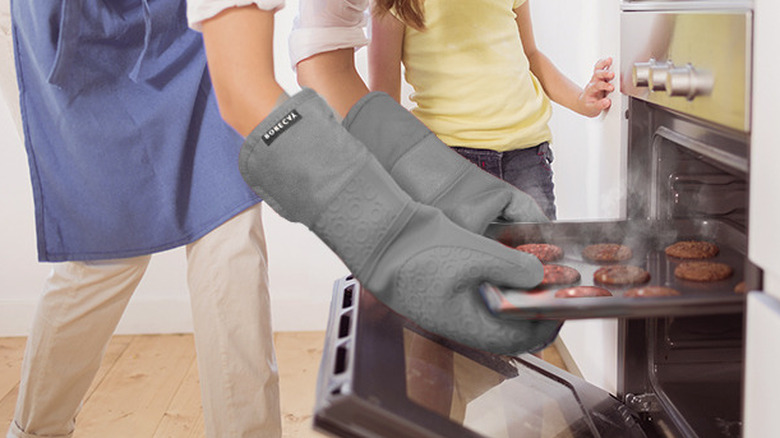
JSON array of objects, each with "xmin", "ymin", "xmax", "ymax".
[{"xmin": 7, "ymin": 204, "xmax": 281, "ymax": 438}]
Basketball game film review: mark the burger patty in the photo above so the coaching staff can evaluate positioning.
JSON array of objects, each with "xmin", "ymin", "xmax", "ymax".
[
  {"xmin": 665, "ymin": 240, "xmax": 719, "ymax": 259},
  {"xmin": 624, "ymin": 286, "xmax": 681, "ymax": 298},
  {"xmin": 540, "ymin": 264, "xmax": 581, "ymax": 287},
  {"xmin": 582, "ymin": 243, "xmax": 633, "ymax": 263},
  {"xmin": 674, "ymin": 261, "xmax": 733, "ymax": 282},
  {"xmin": 515, "ymin": 243, "xmax": 564, "ymax": 263},
  {"xmin": 555, "ymin": 286, "xmax": 612, "ymax": 298},
  {"xmin": 594, "ymin": 265, "xmax": 650, "ymax": 286}
]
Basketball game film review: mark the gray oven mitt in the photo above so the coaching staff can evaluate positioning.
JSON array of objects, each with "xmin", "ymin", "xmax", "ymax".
[
  {"xmin": 239, "ymin": 89, "xmax": 560, "ymax": 355},
  {"xmin": 343, "ymin": 92, "xmax": 549, "ymax": 235}
]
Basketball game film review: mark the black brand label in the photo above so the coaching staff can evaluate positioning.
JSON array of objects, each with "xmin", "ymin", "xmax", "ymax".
[{"xmin": 262, "ymin": 110, "xmax": 302, "ymax": 146}]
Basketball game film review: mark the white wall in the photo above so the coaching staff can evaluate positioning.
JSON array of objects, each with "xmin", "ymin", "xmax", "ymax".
[
  {"xmin": 0, "ymin": 1, "xmax": 350, "ymax": 336},
  {"xmin": 529, "ymin": 0, "xmax": 624, "ymax": 222}
]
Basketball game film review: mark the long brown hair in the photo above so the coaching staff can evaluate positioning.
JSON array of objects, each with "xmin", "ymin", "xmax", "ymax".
[{"xmin": 374, "ymin": 0, "xmax": 426, "ymax": 30}]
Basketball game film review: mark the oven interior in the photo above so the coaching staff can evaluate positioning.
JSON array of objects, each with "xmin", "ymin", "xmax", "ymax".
[{"xmin": 619, "ymin": 96, "xmax": 752, "ymax": 438}]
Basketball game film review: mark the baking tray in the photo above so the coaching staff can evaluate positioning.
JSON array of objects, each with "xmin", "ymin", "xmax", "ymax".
[{"xmin": 480, "ymin": 219, "xmax": 748, "ymax": 320}]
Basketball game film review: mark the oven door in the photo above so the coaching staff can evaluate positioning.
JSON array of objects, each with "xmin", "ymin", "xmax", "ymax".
[{"xmin": 313, "ymin": 276, "xmax": 648, "ymax": 438}]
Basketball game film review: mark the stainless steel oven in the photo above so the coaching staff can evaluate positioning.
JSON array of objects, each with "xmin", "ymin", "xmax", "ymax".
[
  {"xmin": 312, "ymin": 1, "xmax": 757, "ymax": 437},
  {"xmin": 618, "ymin": 2, "xmax": 755, "ymax": 436}
]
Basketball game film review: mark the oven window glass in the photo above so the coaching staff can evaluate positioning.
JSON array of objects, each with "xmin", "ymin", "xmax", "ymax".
[{"xmin": 402, "ymin": 328, "xmax": 593, "ymax": 438}]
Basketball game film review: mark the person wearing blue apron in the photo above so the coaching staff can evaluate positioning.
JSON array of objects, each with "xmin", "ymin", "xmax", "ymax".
[{"xmin": 7, "ymin": 0, "xmax": 281, "ymax": 436}]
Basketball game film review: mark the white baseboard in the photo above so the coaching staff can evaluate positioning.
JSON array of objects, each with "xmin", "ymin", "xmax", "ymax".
[{"xmin": 0, "ymin": 297, "xmax": 330, "ymax": 337}]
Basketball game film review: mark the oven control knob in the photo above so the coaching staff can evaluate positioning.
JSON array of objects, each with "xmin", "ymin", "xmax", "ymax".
[
  {"xmin": 648, "ymin": 61, "xmax": 673, "ymax": 91},
  {"xmin": 632, "ymin": 61, "xmax": 653, "ymax": 87},
  {"xmin": 665, "ymin": 64, "xmax": 714, "ymax": 100}
]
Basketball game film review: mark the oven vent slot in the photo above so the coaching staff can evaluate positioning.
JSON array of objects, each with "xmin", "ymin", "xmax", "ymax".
[
  {"xmin": 342, "ymin": 285, "xmax": 354, "ymax": 309},
  {"xmin": 334, "ymin": 345, "xmax": 349, "ymax": 375},
  {"xmin": 338, "ymin": 313, "xmax": 351, "ymax": 339}
]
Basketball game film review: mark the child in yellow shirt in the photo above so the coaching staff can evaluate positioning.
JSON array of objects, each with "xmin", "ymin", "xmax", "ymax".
[{"xmin": 370, "ymin": 0, "xmax": 615, "ymax": 219}]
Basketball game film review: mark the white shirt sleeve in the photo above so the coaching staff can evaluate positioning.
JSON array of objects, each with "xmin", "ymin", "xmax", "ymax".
[
  {"xmin": 288, "ymin": 0, "xmax": 369, "ymax": 68},
  {"xmin": 187, "ymin": 0, "xmax": 285, "ymax": 31}
]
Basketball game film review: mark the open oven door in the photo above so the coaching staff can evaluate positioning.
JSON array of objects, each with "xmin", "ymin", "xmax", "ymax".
[{"xmin": 313, "ymin": 276, "xmax": 648, "ymax": 438}]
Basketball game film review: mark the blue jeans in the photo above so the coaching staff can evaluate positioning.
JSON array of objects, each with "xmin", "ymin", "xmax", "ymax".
[{"xmin": 451, "ymin": 142, "xmax": 557, "ymax": 220}]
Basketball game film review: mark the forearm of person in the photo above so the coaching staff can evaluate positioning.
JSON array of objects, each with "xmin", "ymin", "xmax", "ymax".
[
  {"xmin": 201, "ymin": 6, "xmax": 285, "ymax": 137},
  {"xmin": 516, "ymin": 1, "xmax": 588, "ymax": 117},
  {"xmin": 368, "ymin": 12, "xmax": 404, "ymax": 102},
  {"xmin": 527, "ymin": 51, "xmax": 588, "ymax": 116},
  {"xmin": 296, "ymin": 48, "xmax": 369, "ymax": 118}
]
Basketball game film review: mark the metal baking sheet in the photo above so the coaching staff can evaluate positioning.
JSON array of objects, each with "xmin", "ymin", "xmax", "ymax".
[{"xmin": 481, "ymin": 219, "xmax": 748, "ymax": 320}]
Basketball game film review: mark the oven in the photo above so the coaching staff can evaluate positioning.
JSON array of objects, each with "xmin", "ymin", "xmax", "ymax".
[
  {"xmin": 618, "ymin": 2, "xmax": 754, "ymax": 436},
  {"xmin": 312, "ymin": 1, "xmax": 759, "ymax": 437}
]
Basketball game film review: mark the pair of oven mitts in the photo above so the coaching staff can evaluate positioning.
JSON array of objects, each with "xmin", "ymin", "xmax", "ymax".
[{"xmin": 239, "ymin": 89, "xmax": 560, "ymax": 356}]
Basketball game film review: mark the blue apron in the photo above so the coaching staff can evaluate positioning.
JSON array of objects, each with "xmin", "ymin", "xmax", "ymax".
[{"xmin": 11, "ymin": 0, "xmax": 260, "ymax": 262}]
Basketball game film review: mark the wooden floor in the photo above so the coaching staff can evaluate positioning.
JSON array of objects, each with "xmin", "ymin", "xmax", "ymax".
[{"xmin": 0, "ymin": 333, "xmax": 566, "ymax": 437}]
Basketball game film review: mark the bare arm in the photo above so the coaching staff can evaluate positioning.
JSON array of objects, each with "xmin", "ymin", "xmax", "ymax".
[
  {"xmin": 368, "ymin": 11, "xmax": 405, "ymax": 102},
  {"xmin": 295, "ymin": 7, "xmax": 405, "ymax": 115},
  {"xmin": 295, "ymin": 48, "xmax": 369, "ymax": 118},
  {"xmin": 515, "ymin": 1, "xmax": 613, "ymax": 117},
  {"xmin": 201, "ymin": 6, "xmax": 285, "ymax": 137}
]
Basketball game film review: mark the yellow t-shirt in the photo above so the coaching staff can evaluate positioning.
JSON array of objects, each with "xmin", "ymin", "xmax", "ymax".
[{"xmin": 400, "ymin": 0, "xmax": 552, "ymax": 152}]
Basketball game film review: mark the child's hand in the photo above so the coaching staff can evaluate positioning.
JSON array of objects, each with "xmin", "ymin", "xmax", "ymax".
[{"xmin": 577, "ymin": 57, "xmax": 615, "ymax": 117}]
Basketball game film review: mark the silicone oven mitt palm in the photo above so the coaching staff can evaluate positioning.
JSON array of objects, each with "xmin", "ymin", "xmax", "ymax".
[
  {"xmin": 343, "ymin": 92, "xmax": 549, "ymax": 235},
  {"xmin": 239, "ymin": 89, "xmax": 560, "ymax": 355}
]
